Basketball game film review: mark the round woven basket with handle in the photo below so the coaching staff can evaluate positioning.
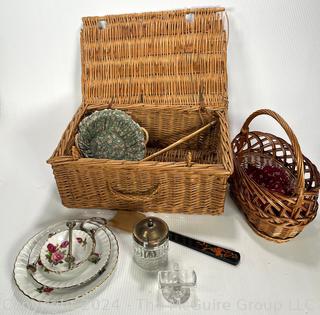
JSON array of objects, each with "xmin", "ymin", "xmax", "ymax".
[{"xmin": 230, "ymin": 109, "xmax": 320, "ymax": 243}]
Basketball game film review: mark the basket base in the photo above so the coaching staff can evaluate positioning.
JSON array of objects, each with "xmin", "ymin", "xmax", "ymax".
[
  {"xmin": 229, "ymin": 191, "xmax": 302, "ymax": 243},
  {"xmin": 245, "ymin": 219, "xmax": 300, "ymax": 243}
]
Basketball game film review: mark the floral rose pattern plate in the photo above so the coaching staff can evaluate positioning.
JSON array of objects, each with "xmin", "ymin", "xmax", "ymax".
[
  {"xmin": 31, "ymin": 224, "xmax": 111, "ymax": 289},
  {"xmin": 40, "ymin": 230, "xmax": 93, "ymax": 273},
  {"xmin": 76, "ymin": 109, "xmax": 146, "ymax": 160},
  {"xmin": 14, "ymin": 220, "xmax": 118, "ymax": 303}
]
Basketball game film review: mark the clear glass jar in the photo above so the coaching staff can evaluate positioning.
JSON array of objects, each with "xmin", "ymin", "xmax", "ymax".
[{"xmin": 133, "ymin": 217, "xmax": 169, "ymax": 271}]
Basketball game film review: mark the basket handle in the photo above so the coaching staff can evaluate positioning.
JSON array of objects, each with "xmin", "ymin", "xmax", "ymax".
[
  {"xmin": 141, "ymin": 127, "xmax": 149, "ymax": 145},
  {"xmin": 107, "ymin": 182, "xmax": 160, "ymax": 202},
  {"xmin": 240, "ymin": 109, "xmax": 305, "ymax": 197}
]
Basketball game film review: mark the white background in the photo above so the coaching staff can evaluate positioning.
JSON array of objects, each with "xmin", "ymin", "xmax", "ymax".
[{"xmin": 0, "ymin": 0, "xmax": 320, "ymax": 314}]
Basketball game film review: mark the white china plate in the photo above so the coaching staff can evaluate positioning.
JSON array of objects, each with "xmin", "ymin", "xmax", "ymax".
[
  {"xmin": 40, "ymin": 230, "xmax": 94, "ymax": 273},
  {"xmin": 32, "ymin": 225, "xmax": 111, "ymax": 289},
  {"xmin": 14, "ymin": 220, "xmax": 118, "ymax": 303}
]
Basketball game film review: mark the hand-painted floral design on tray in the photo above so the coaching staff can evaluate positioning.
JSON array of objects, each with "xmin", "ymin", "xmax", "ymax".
[
  {"xmin": 40, "ymin": 230, "xmax": 94, "ymax": 273},
  {"xmin": 28, "ymin": 222, "xmax": 110, "ymax": 290},
  {"xmin": 14, "ymin": 220, "xmax": 118, "ymax": 302},
  {"xmin": 36, "ymin": 286, "xmax": 54, "ymax": 294}
]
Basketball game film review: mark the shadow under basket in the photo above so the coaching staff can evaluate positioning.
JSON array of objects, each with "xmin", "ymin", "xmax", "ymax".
[{"xmin": 229, "ymin": 109, "xmax": 320, "ymax": 242}]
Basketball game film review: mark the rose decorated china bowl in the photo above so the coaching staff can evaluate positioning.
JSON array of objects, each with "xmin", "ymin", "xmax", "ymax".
[
  {"xmin": 14, "ymin": 219, "xmax": 118, "ymax": 303},
  {"xmin": 30, "ymin": 222, "xmax": 111, "ymax": 289},
  {"xmin": 40, "ymin": 230, "xmax": 94, "ymax": 273}
]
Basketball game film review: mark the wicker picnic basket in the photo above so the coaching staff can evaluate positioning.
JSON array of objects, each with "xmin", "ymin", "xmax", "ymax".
[
  {"xmin": 48, "ymin": 8, "xmax": 233, "ymax": 214},
  {"xmin": 230, "ymin": 109, "xmax": 320, "ymax": 242}
]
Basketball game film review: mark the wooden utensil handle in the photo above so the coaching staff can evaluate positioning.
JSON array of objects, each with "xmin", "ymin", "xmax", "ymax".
[
  {"xmin": 168, "ymin": 231, "xmax": 240, "ymax": 266},
  {"xmin": 142, "ymin": 121, "xmax": 215, "ymax": 162}
]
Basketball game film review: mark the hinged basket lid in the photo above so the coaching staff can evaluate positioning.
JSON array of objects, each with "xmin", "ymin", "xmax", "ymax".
[{"xmin": 81, "ymin": 8, "xmax": 228, "ymax": 109}]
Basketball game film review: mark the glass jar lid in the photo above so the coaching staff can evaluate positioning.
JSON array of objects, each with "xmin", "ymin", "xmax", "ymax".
[{"xmin": 133, "ymin": 217, "xmax": 169, "ymax": 248}]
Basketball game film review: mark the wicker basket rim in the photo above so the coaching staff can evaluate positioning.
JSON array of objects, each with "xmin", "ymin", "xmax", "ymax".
[{"xmin": 82, "ymin": 7, "xmax": 225, "ymax": 23}]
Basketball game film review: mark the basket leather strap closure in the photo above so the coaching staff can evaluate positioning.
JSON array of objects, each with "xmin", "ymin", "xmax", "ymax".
[
  {"xmin": 239, "ymin": 109, "xmax": 305, "ymax": 215},
  {"xmin": 107, "ymin": 181, "xmax": 160, "ymax": 202}
]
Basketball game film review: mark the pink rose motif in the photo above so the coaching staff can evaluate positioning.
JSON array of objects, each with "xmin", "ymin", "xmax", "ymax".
[
  {"xmin": 37, "ymin": 286, "xmax": 54, "ymax": 294},
  {"xmin": 47, "ymin": 243, "xmax": 56, "ymax": 253},
  {"xmin": 43, "ymin": 287, "xmax": 54, "ymax": 293},
  {"xmin": 76, "ymin": 237, "xmax": 83, "ymax": 243},
  {"xmin": 60, "ymin": 240, "xmax": 69, "ymax": 248},
  {"xmin": 51, "ymin": 251, "xmax": 64, "ymax": 263}
]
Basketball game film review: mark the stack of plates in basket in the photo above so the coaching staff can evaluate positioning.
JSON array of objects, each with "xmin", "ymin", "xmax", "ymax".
[{"xmin": 13, "ymin": 218, "xmax": 119, "ymax": 303}]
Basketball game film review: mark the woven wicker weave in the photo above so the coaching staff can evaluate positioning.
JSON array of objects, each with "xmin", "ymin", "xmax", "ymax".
[
  {"xmin": 48, "ymin": 8, "xmax": 233, "ymax": 214},
  {"xmin": 230, "ymin": 109, "xmax": 320, "ymax": 242}
]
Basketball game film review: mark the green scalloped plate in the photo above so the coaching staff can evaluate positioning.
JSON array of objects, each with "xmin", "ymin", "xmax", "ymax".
[{"xmin": 76, "ymin": 109, "xmax": 146, "ymax": 161}]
